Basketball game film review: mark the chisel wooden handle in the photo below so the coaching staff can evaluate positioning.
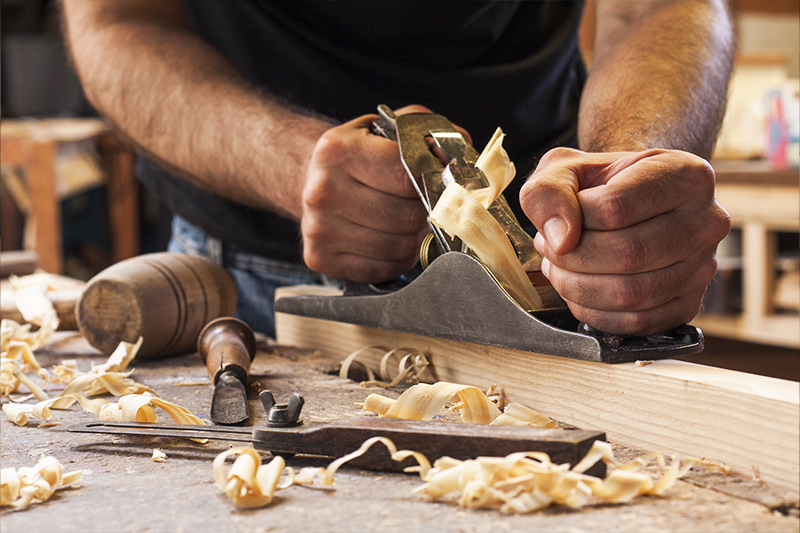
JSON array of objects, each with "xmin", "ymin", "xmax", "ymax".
[
  {"xmin": 198, "ymin": 317, "xmax": 256, "ymax": 383},
  {"xmin": 76, "ymin": 252, "xmax": 237, "ymax": 358}
]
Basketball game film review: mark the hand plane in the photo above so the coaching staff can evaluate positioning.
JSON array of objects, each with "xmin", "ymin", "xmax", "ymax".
[{"xmin": 275, "ymin": 106, "xmax": 703, "ymax": 364}]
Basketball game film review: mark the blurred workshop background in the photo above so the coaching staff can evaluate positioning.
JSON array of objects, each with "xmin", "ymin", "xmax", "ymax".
[{"xmin": 1, "ymin": 0, "xmax": 798, "ymax": 379}]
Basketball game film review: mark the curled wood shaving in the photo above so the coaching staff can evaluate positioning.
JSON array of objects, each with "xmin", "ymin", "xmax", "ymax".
[
  {"xmin": 1, "ymin": 318, "xmax": 54, "ymax": 353},
  {"xmin": 340, "ymin": 346, "xmax": 429, "ymax": 388},
  {"xmin": 95, "ymin": 393, "xmax": 206, "ymax": 425},
  {"xmin": 152, "ymin": 449, "xmax": 167, "ymax": 463},
  {"xmin": 473, "ymin": 128, "xmax": 516, "ymax": 207},
  {"xmin": 0, "ymin": 455, "xmax": 83, "ymax": 510},
  {"xmin": 362, "ymin": 381, "xmax": 555, "ymax": 428},
  {"xmin": 294, "ymin": 436, "xmax": 432, "ymax": 488},
  {"xmin": 213, "ymin": 448, "xmax": 289, "ymax": 509},
  {"xmin": 339, "ymin": 346, "xmax": 386, "ymax": 383},
  {"xmin": 430, "ymin": 182, "xmax": 545, "ymax": 311},
  {"xmin": 1, "ymin": 348, "xmax": 50, "ymax": 401},
  {"xmin": 214, "ymin": 438, "xmax": 431, "ymax": 509}
]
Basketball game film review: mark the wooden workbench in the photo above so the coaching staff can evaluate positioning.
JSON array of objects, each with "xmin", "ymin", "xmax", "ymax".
[{"xmin": 1, "ymin": 333, "xmax": 797, "ymax": 533}]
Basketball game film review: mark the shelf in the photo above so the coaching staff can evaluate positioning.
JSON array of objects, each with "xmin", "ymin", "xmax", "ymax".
[{"xmin": 696, "ymin": 161, "xmax": 799, "ymax": 348}]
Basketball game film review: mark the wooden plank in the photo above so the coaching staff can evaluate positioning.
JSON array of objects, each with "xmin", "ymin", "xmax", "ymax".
[{"xmin": 275, "ymin": 286, "xmax": 800, "ymax": 498}]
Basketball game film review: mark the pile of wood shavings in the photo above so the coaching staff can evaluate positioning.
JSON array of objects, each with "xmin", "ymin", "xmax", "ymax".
[
  {"xmin": 1, "ymin": 315, "xmax": 204, "ymax": 428},
  {"xmin": 1, "ymin": 455, "xmax": 83, "ymax": 510},
  {"xmin": 213, "ymin": 436, "xmax": 696, "ymax": 513}
]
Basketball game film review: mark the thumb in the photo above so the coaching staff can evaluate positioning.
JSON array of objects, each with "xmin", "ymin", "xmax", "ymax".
[{"xmin": 519, "ymin": 148, "xmax": 586, "ymax": 255}]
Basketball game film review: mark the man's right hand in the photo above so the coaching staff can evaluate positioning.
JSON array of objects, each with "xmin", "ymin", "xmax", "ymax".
[{"xmin": 301, "ymin": 110, "xmax": 431, "ymax": 283}]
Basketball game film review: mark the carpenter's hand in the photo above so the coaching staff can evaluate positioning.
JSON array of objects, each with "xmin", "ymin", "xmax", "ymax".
[
  {"xmin": 301, "ymin": 106, "xmax": 433, "ymax": 283},
  {"xmin": 520, "ymin": 148, "xmax": 731, "ymax": 336}
]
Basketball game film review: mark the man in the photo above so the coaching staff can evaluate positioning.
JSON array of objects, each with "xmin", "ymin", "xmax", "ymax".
[{"xmin": 61, "ymin": 0, "xmax": 734, "ymax": 338}]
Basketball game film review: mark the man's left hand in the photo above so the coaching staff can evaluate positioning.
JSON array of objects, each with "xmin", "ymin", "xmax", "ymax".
[{"xmin": 520, "ymin": 147, "xmax": 731, "ymax": 336}]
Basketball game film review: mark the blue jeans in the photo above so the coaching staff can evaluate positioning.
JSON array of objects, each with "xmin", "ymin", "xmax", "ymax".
[{"xmin": 168, "ymin": 216, "xmax": 333, "ymax": 338}]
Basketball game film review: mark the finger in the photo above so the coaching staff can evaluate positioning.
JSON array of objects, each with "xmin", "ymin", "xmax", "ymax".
[
  {"xmin": 540, "ymin": 251, "xmax": 718, "ymax": 313},
  {"xmin": 534, "ymin": 203, "xmax": 730, "ymax": 275},
  {"xmin": 303, "ymin": 219, "xmax": 426, "ymax": 282},
  {"xmin": 304, "ymin": 168, "xmax": 428, "ymax": 235},
  {"xmin": 304, "ymin": 216, "xmax": 427, "ymax": 263},
  {"xmin": 520, "ymin": 148, "xmax": 591, "ymax": 255},
  {"xmin": 314, "ymin": 115, "xmax": 419, "ymax": 198},
  {"xmin": 561, "ymin": 290, "xmax": 705, "ymax": 336},
  {"xmin": 577, "ymin": 150, "xmax": 717, "ymax": 231}
]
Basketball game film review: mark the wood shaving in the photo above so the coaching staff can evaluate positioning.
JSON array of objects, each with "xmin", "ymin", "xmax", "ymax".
[
  {"xmin": 0, "ymin": 455, "xmax": 83, "ymax": 510},
  {"xmin": 213, "ymin": 438, "xmax": 430, "ymax": 509},
  {"xmin": 361, "ymin": 381, "xmax": 555, "ymax": 428},
  {"xmin": 473, "ymin": 128, "xmax": 516, "ymax": 207},
  {"xmin": 212, "ymin": 435, "xmax": 695, "ymax": 514},
  {"xmin": 430, "ymin": 182, "xmax": 545, "ymax": 311},
  {"xmin": 152, "ymin": 449, "xmax": 167, "ymax": 463},
  {"xmin": 340, "ymin": 346, "xmax": 430, "ymax": 388},
  {"xmin": 1, "ymin": 330, "xmax": 201, "ymax": 431},
  {"xmin": 411, "ymin": 440, "xmax": 696, "ymax": 512},
  {"xmin": 1, "ymin": 317, "xmax": 54, "ymax": 353},
  {"xmin": 213, "ymin": 448, "xmax": 290, "ymax": 509}
]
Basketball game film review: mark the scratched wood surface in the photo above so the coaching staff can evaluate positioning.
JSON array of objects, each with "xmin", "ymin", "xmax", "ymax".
[{"xmin": 1, "ymin": 332, "xmax": 797, "ymax": 533}]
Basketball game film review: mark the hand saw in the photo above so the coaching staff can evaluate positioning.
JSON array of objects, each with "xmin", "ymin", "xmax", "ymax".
[{"xmin": 275, "ymin": 106, "xmax": 703, "ymax": 363}]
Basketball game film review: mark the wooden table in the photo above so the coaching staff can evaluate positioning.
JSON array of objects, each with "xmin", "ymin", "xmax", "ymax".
[
  {"xmin": 0, "ymin": 119, "xmax": 138, "ymax": 274},
  {"xmin": 1, "ymin": 333, "xmax": 797, "ymax": 533}
]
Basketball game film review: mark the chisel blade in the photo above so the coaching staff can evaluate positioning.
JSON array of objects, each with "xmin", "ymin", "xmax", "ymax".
[{"xmin": 210, "ymin": 370, "xmax": 249, "ymax": 425}]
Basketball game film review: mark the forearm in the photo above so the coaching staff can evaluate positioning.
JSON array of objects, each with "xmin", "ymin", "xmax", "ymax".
[
  {"xmin": 61, "ymin": 0, "xmax": 331, "ymax": 219},
  {"xmin": 579, "ymin": 0, "xmax": 735, "ymax": 157}
]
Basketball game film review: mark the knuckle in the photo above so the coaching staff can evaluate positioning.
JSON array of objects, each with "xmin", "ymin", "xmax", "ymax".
[
  {"xmin": 711, "ymin": 202, "xmax": 732, "ymax": 238},
  {"xmin": 610, "ymin": 278, "xmax": 645, "ymax": 309},
  {"xmin": 392, "ymin": 235, "xmax": 422, "ymax": 262},
  {"xmin": 596, "ymin": 193, "xmax": 631, "ymax": 230},
  {"xmin": 312, "ymin": 129, "xmax": 346, "ymax": 165},
  {"xmin": 300, "ymin": 216, "xmax": 328, "ymax": 244},
  {"xmin": 540, "ymin": 146, "xmax": 581, "ymax": 165},
  {"xmin": 612, "ymin": 236, "xmax": 647, "ymax": 273}
]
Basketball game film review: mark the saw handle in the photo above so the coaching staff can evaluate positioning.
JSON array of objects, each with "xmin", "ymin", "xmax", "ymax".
[{"xmin": 197, "ymin": 317, "xmax": 256, "ymax": 384}]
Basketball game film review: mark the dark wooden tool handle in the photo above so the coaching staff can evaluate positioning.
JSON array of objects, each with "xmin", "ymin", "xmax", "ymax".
[{"xmin": 197, "ymin": 317, "xmax": 256, "ymax": 383}]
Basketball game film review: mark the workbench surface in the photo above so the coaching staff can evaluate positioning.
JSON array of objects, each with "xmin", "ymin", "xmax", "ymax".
[{"xmin": 2, "ymin": 333, "xmax": 798, "ymax": 533}]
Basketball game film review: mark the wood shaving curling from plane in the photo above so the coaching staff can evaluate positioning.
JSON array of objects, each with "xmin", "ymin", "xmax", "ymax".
[
  {"xmin": 0, "ymin": 455, "xmax": 83, "ymax": 510},
  {"xmin": 473, "ymin": 128, "xmax": 516, "ymax": 207},
  {"xmin": 430, "ymin": 182, "xmax": 545, "ymax": 312},
  {"xmin": 361, "ymin": 381, "xmax": 556, "ymax": 428}
]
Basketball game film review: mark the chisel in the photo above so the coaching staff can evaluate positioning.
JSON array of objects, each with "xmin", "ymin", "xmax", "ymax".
[{"xmin": 197, "ymin": 317, "xmax": 256, "ymax": 425}]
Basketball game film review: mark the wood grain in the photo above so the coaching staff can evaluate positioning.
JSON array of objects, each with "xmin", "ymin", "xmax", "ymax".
[{"xmin": 275, "ymin": 286, "xmax": 800, "ymax": 498}]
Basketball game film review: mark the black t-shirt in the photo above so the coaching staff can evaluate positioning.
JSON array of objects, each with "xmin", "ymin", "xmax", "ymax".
[{"xmin": 138, "ymin": 0, "xmax": 587, "ymax": 262}]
